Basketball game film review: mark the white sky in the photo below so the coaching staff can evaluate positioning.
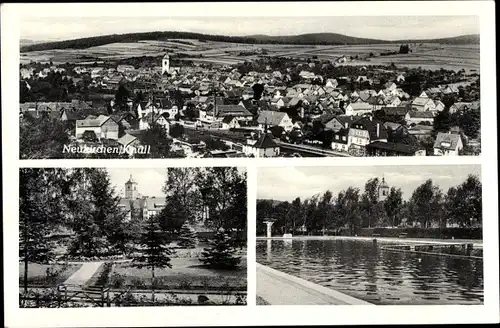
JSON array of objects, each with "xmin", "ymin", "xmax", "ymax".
[
  {"xmin": 108, "ymin": 168, "xmax": 167, "ymax": 198},
  {"xmin": 257, "ymin": 165, "xmax": 481, "ymax": 202},
  {"xmin": 106, "ymin": 167, "xmax": 246, "ymax": 199},
  {"xmin": 20, "ymin": 16, "xmax": 479, "ymax": 42}
]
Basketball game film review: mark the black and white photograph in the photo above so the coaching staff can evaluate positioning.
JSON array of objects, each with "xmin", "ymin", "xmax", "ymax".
[
  {"xmin": 256, "ymin": 165, "xmax": 483, "ymax": 305},
  {"xmin": 2, "ymin": 1, "xmax": 499, "ymax": 327},
  {"xmin": 18, "ymin": 15, "xmax": 481, "ymax": 159},
  {"xmin": 19, "ymin": 167, "xmax": 247, "ymax": 307}
]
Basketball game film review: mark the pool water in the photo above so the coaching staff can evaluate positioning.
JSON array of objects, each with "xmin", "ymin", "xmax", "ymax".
[{"xmin": 256, "ymin": 239, "xmax": 483, "ymax": 305}]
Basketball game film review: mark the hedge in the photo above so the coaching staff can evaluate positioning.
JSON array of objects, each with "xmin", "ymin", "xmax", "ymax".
[{"xmin": 354, "ymin": 227, "xmax": 482, "ymax": 239}]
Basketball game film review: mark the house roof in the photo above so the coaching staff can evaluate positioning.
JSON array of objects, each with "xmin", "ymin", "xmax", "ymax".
[
  {"xmin": 384, "ymin": 122, "xmax": 403, "ymax": 130},
  {"xmin": 216, "ymin": 104, "xmax": 253, "ymax": 117},
  {"xmin": 412, "ymin": 97, "xmax": 432, "ymax": 107},
  {"xmin": 118, "ymin": 198, "xmax": 145, "ymax": 212},
  {"xmin": 222, "ymin": 115, "xmax": 235, "ymax": 124},
  {"xmin": 350, "ymin": 117, "xmax": 388, "ymax": 140},
  {"xmin": 408, "ymin": 110, "xmax": 435, "ymax": 119},
  {"xmin": 76, "ymin": 115, "xmax": 111, "ymax": 128},
  {"xmin": 20, "ymin": 102, "xmax": 73, "ymax": 112},
  {"xmin": 336, "ymin": 115, "xmax": 358, "ymax": 127},
  {"xmin": 22, "ymin": 110, "xmax": 61, "ymax": 120},
  {"xmin": 253, "ymin": 133, "xmax": 278, "ymax": 149},
  {"xmin": 156, "ymin": 98, "xmax": 174, "ymax": 109},
  {"xmin": 288, "ymin": 97, "xmax": 302, "ymax": 107},
  {"xmin": 257, "ymin": 110, "xmax": 287, "ymax": 125},
  {"xmin": 240, "ymin": 99, "xmax": 257, "ymax": 112},
  {"xmin": 451, "ymin": 102, "xmax": 472, "ymax": 111},
  {"xmin": 358, "ymin": 90, "xmax": 374, "ymax": 102},
  {"xmin": 144, "ymin": 197, "xmax": 167, "ymax": 211},
  {"xmin": 380, "ymin": 106, "xmax": 409, "ymax": 116},
  {"xmin": 157, "ymin": 112, "xmax": 171, "ymax": 120},
  {"xmin": 433, "ymin": 132, "xmax": 461, "ymax": 150},
  {"xmin": 316, "ymin": 113, "xmax": 336, "ymax": 125},
  {"xmin": 62, "ymin": 110, "xmax": 85, "ymax": 121},
  {"xmin": 348, "ymin": 102, "xmax": 372, "ymax": 111},
  {"xmin": 366, "ymin": 96, "xmax": 384, "ymax": 105},
  {"xmin": 118, "ymin": 133, "xmax": 138, "ymax": 147}
]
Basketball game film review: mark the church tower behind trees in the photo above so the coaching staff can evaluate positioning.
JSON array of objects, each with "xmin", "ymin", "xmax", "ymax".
[
  {"xmin": 125, "ymin": 174, "xmax": 138, "ymax": 199},
  {"xmin": 378, "ymin": 177, "xmax": 389, "ymax": 201}
]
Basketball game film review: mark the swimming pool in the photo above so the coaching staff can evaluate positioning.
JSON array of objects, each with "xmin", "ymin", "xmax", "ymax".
[{"xmin": 256, "ymin": 239, "xmax": 483, "ymax": 305}]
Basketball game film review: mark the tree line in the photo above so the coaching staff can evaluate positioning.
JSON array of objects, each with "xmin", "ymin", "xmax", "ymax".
[{"xmin": 257, "ymin": 175, "xmax": 481, "ymax": 236}]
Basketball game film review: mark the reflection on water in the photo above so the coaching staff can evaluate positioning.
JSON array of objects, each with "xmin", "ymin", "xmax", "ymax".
[{"xmin": 256, "ymin": 239, "xmax": 484, "ymax": 305}]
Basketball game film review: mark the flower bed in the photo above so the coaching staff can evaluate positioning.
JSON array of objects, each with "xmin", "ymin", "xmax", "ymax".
[{"xmin": 58, "ymin": 254, "xmax": 127, "ymax": 263}]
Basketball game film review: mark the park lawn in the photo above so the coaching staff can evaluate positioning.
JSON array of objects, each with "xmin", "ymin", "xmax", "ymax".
[
  {"xmin": 110, "ymin": 257, "xmax": 247, "ymax": 291},
  {"xmin": 19, "ymin": 262, "xmax": 82, "ymax": 287}
]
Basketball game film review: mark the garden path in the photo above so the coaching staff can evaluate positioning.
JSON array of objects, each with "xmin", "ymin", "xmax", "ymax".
[{"xmin": 63, "ymin": 261, "xmax": 103, "ymax": 286}]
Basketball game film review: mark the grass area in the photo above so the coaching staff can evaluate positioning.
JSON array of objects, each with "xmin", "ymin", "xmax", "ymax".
[
  {"xmin": 108, "ymin": 257, "xmax": 247, "ymax": 291},
  {"xmin": 18, "ymin": 262, "xmax": 82, "ymax": 287}
]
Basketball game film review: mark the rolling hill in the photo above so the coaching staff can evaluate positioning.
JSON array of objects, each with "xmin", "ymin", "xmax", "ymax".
[
  {"xmin": 395, "ymin": 34, "xmax": 480, "ymax": 45},
  {"xmin": 246, "ymin": 33, "xmax": 386, "ymax": 45},
  {"xmin": 20, "ymin": 31, "xmax": 480, "ymax": 53}
]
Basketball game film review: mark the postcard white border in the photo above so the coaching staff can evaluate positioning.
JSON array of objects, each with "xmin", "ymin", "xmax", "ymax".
[{"xmin": 2, "ymin": 1, "xmax": 498, "ymax": 327}]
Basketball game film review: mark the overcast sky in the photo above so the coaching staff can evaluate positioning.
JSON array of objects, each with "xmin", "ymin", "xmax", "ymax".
[
  {"xmin": 107, "ymin": 167, "xmax": 246, "ymax": 199},
  {"xmin": 108, "ymin": 168, "xmax": 167, "ymax": 198},
  {"xmin": 20, "ymin": 16, "xmax": 479, "ymax": 42},
  {"xmin": 257, "ymin": 165, "xmax": 481, "ymax": 202}
]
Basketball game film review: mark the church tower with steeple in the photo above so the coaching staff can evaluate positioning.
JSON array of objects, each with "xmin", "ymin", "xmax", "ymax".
[
  {"xmin": 378, "ymin": 177, "xmax": 389, "ymax": 201},
  {"xmin": 162, "ymin": 54, "xmax": 170, "ymax": 75},
  {"xmin": 125, "ymin": 174, "xmax": 138, "ymax": 199}
]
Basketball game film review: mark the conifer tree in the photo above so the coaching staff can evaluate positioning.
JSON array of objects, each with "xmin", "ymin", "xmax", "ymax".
[
  {"xmin": 199, "ymin": 230, "xmax": 241, "ymax": 270},
  {"xmin": 177, "ymin": 223, "xmax": 198, "ymax": 249},
  {"xmin": 131, "ymin": 214, "xmax": 173, "ymax": 302}
]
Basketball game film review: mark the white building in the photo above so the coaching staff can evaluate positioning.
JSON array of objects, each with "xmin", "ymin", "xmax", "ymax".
[{"xmin": 242, "ymin": 134, "xmax": 280, "ymax": 158}]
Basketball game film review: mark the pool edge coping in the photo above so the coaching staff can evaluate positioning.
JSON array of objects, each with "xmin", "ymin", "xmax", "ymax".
[
  {"xmin": 256, "ymin": 262, "xmax": 374, "ymax": 306},
  {"xmin": 256, "ymin": 236, "xmax": 483, "ymax": 247}
]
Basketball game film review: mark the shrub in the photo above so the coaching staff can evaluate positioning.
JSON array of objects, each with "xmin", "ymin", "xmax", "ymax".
[
  {"xmin": 109, "ymin": 273, "xmax": 125, "ymax": 289},
  {"xmin": 115, "ymin": 291, "xmax": 137, "ymax": 307},
  {"xmin": 94, "ymin": 262, "xmax": 113, "ymax": 286},
  {"xmin": 199, "ymin": 230, "xmax": 241, "ymax": 270},
  {"xmin": 82, "ymin": 130, "xmax": 98, "ymax": 142},
  {"xmin": 130, "ymin": 277, "xmax": 146, "ymax": 288},
  {"xmin": 178, "ymin": 279, "xmax": 192, "ymax": 290}
]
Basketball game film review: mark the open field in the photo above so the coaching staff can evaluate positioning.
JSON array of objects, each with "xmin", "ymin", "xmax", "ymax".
[{"xmin": 20, "ymin": 39, "xmax": 479, "ymax": 72}]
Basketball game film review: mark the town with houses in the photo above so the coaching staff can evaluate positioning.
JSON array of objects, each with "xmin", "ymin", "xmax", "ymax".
[{"xmin": 19, "ymin": 49, "xmax": 481, "ymax": 158}]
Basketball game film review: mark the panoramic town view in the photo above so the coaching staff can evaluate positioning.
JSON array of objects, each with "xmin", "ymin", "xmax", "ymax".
[
  {"xmin": 19, "ymin": 16, "xmax": 480, "ymax": 158},
  {"xmin": 19, "ymin": 167, "xmax": 247, "ymax": 307},
  {"xmin": 256, "ymin": 165, "xmax": 483, "ymax": 305}
]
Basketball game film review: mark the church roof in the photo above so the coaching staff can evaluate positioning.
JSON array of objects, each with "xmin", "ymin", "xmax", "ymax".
[
  {"xmin": 379, "ymin": 177, "xmax": 389, "ymax": 189},
  {"xmin": 125, "ymin": 174, "xmax": 137, "ymax": 184}
]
